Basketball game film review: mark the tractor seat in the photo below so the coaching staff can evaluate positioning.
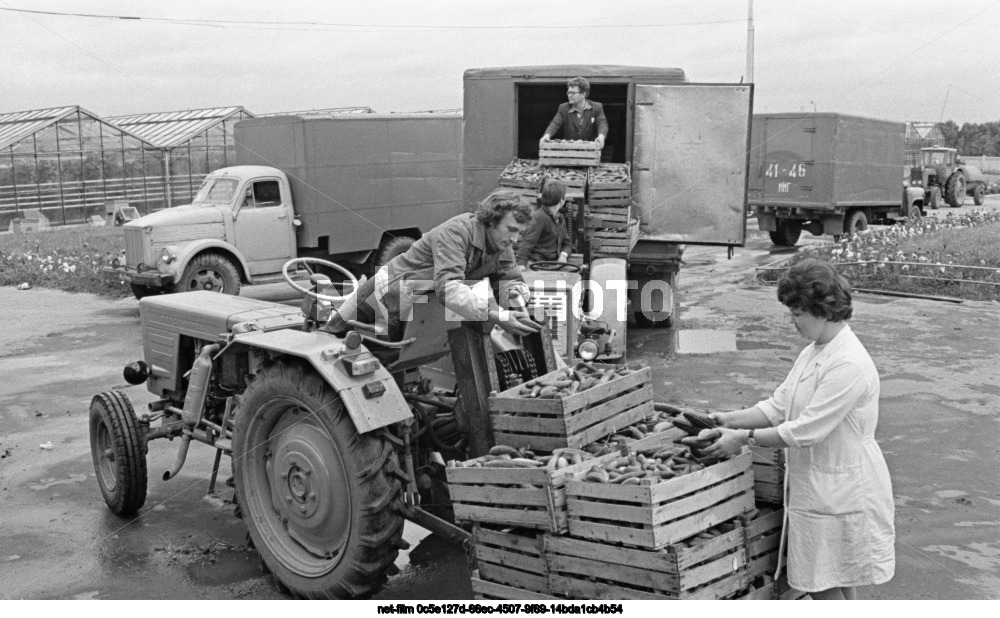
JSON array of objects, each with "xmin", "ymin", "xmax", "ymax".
[{"xmin": 578, "ymin": 320, "xmax": 610, "ymax": 336}]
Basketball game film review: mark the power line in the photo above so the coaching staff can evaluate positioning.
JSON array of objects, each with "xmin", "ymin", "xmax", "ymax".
[{"xmin": 0, "ymin": 6, "xmax": 743, "ymax": 31}]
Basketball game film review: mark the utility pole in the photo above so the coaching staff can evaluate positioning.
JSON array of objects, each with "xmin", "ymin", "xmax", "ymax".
[{"xmin": 746, "ymin": 0, "xmax": 754, "ymax": 83}]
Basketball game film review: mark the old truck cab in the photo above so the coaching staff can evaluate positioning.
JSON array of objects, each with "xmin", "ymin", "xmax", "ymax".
[{"xmin": 114, "ymin": 165, "xmax": 297, "ymax": 298}]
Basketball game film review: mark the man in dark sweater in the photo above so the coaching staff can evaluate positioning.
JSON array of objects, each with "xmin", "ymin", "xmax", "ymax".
[{"xmin": 539, "ymin": 77, "xmax": 609, "ymax": 148}]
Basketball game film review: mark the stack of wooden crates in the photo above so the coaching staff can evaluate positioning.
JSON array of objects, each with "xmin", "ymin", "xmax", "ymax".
[{"xmin": 445, "ymin": 364, "xmax": 793, "ymax": 600}]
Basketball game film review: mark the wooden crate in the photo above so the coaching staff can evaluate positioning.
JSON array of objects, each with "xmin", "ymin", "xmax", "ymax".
[
  {"xmin": 736, "ymin": 582, "xmax": 776, "ymax": 600},
  {"xmin": 472, "ymin": 525, "xmax": 550, "ymax": 594},
  {"xmin": 544, "ymin": 167, "xmax": 587, "ymax": 199},
  {"xmin": 545, "ymin": 523, "xmax": 749, "ymax": 600},
  {"xmin": 470, "ymin": 570, "xmax": 561, "ymax": 600},
  {"xmin": 498, "ymin": 158, "xmax": 544, "ymax": 190},
  {"xmin": 744, "ymin": 508, "xmax": 782, "ymax": 579},
  {"xmin": 565, "ymin": 452, "xmax": 755, "ymax": 549},
  {"xmin": 540, "ymin": 141, "xmax": 601, "ymax": 167},
  {"xmin": 584, "ymin": 204, "xmax": 631, "ymax": 229},
  {"xmin": 489, "ymin": 366, "xmax": 653, "ymax": 452},
  {"xmin": 749, "ymin": 446, "xmax": 784, "ymax": 505},
  {"xmin": 588, "ymin": 164, "xmax": 632, "ymax": 207},
  {"xmin": 446, "ymin": 452, "xmax": 619, "ymax": 532}
]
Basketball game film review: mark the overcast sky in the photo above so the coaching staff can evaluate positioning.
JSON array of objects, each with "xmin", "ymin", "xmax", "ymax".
[{"xmin": 2, "ymin": 0, "xmax": 998, "ymax": 124}]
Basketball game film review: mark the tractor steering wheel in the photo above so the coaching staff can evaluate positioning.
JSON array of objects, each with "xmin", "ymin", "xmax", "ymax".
[
  {"xmin": 282, "ymin": 258, "xmax": 359, "ymax": 303},
  {"xmin": 529, "ymin": 261, "xmax": 581, "ymax": 274}
]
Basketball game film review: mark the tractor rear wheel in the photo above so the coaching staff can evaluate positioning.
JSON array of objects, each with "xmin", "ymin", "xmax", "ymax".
[
  {"xmin": 973, "ymin": 185, "xmax": 986, "ymax": 206},
  {"xmin": 945, "ymin": 173, "xmax": 966, "ymax": 208},
  {"xmin": 845, "ymin": 210, "xmax": 868, "ymax": 236},
  {"xmin": 89, "ymin": 390, "xmax": 148, "ymax": 516},
  {"xmin": 232, "ymin": 360, "xmax": 405, "ymax": 599}
]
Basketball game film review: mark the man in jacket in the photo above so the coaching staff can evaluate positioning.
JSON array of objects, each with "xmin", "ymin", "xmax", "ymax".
[
  {"xmin": 539, "ymin": 77, "xmax": 609, "ymax": 149},
  {"xmin": 325, "ymin": 189, "xmax": 540, "ymax": 339}
]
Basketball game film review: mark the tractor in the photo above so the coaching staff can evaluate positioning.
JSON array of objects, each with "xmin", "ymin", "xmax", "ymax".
[
  {"xmin": 88, "ymin": 258, "xmax": 563, "ymax": 598},
  {"xmin": 910, "ymin": 146, "xmax": 987, "ymax": 209}
]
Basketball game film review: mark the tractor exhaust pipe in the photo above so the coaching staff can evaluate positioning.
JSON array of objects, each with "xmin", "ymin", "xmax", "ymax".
[
  {"xmin": 163, "ymin": 343, "xmax": 220, "ymax": 481},
  {"xmin": 163, "ymin": 431, "xmax": 192, "ymax": 480}
]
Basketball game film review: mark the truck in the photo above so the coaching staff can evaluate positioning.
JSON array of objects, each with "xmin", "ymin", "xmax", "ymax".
[
  {"xmin": 462, "ymin": 65, "xmax": 753, "ymax": 342},
  {"xmin": 910, "ymin": 146, "xmax": 987, "ymax": 209},
  {"xmin": 748, "ymin": 113, "xmax": 924, "ymax": 246},
  {"xmin": 109, "ymin": 113, "xmax": 464, "ymax": 299}
]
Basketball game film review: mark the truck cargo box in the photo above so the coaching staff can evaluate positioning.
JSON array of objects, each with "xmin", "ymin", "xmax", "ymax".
[
  {"xmin": 463, "ymin": 66, "xmax": 751, "ymax": 247},
  {"xmin": 748, "ymin": 113, "xmax": 905, "ymax": 211},
  {"xmin": 234, "ymin": 114, "xmax": 463, "ymax": 253}
]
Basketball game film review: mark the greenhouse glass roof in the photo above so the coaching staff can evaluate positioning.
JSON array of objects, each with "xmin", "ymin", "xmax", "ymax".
[
  {"xmin": 0, "ymin": 106, "xmax": 99, "ymax": 150},
  {"xmin": 108, "ymin": 106, "xmax": 253, "ymax": 149}
]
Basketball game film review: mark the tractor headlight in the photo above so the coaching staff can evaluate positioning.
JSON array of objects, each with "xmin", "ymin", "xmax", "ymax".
[
  {"xmin": 342, "ymin": 353, "xmax": 380, "ymax": 377},
  {"xmin": 578, "ymin": 339, "xmax": 600, "ymax": 361},
  {"xmin": 160, "ymin": 247, "xmax": 176, "ymax": 263}
]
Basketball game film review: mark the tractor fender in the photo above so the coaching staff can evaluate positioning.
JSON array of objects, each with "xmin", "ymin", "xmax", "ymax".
[
  {"xmin": 219, "ymin": 328, "xmax": 412, "ymax": 434},
  {"xmin": 170, "ymin": 240, "xmax": 252, "ymax": 284}
]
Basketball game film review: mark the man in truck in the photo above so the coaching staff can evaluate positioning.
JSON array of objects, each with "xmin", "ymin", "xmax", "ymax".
[
  {"xmin": 539, "ymin": 76, "xmax": 609, "ymax": 149},
  {"xmin": 325, "ymin": 188, "xmax": 541, "ymax": 339}
]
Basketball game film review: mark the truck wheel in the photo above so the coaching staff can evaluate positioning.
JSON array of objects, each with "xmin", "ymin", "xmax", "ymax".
[
  {"xmin": 129, "ymin": 283, "xmax": 160, "ymax": 300},
  {"xmin": 927, "ymin": 187, "xmax": 941, "ymax": 210},
  {"xmin": 89, "ymin": 391, "xmax": 148, "ymax": 516},
  {"xmin": 945, "ymin": 173, "xmax": 966, "ymax": 208},
  {"xmin": 908, "ymin": 204, "xmax": 922, "ymax": 220},
  {"xmin": 232, "ymin": 360, "xmax": 405, "ymax": 599},
  {"xmin": 973, "ymin": 185, "xmax": 986, "ymax": 206},
  {"xmin": 179, "ymin": 253, "xmax": 241, "ymax": 295},
  {"xmin": 768, "ymin": 220, "xmax": 801, "ymax": 246},
  {"xmin": 373, "ymin": 236, "xmax": 415, "ymax": 271},
  {"xmin": 845, "ymin": 210, "xmax": 868, "ymax": 236}
]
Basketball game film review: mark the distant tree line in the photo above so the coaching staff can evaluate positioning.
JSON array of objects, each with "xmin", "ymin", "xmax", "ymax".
[{"xmin": 939, "ymin": 120, "xmax": 1000, "ymax": 156}]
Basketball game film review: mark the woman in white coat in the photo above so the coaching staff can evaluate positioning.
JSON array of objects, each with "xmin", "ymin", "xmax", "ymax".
[{"xmin": 704, "ymin": 259, "xmax": 895, "ymax": 600}]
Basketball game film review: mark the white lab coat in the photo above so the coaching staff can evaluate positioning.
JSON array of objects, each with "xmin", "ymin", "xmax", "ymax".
[{"xmin": 757, "ymin": 324, "xmax": 895, "ymax": 592}]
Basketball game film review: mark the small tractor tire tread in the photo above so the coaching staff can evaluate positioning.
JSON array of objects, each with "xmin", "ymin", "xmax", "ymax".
[{"xmin": 89, "ymin": 390, "xmax": 148, "ymax": 516}]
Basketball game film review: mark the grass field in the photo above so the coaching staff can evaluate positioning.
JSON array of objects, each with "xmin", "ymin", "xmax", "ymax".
[{"xmin": 758, "ymin": 210, "xmax": 1000, "ymax": 301}]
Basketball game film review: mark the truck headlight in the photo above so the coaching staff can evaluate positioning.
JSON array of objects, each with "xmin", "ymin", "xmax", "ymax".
[{"xmin": 161, "ymin": 247, "xmax": 176, "ymax": 263}]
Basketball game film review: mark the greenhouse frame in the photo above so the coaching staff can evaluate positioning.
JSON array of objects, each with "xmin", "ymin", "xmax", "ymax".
[{"xmin": 0, "ymin": 105, "xmax": 253, "ymax": 230}]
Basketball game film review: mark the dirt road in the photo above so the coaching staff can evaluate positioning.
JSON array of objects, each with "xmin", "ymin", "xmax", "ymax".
[{"xmin": 1, "ymin": 219, "xmax": 997, "ymax": 600}]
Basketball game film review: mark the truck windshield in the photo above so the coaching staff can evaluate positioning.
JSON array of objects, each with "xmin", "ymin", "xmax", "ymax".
[{"xmin": 192, "ymin": 177, "xmax": 239, "ymax": 206}]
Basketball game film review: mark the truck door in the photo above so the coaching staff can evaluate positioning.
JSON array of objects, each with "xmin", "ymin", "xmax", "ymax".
[
  {"xmin": 234, "ymin": 179, "xmax": 294, "ymax": 275},
  {"xmin": 631, "ymin": 84, "xmax": 752, "ymax": 245}
]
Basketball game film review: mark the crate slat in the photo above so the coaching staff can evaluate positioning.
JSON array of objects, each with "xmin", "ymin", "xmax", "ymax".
[{"xmin": 470, "ymin": 571, "xmax": 560, "ymax": 600}]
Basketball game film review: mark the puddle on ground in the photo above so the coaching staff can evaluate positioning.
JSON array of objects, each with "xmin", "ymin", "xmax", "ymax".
[
  {"xmin": 676, "ymin": 330, "xmax": 737, "ymax": 354},
  {"xmin": 186, "ymin": 546, "xmax": 261, "ymax": 587},
  {"xmin": 922, "ymin": 542, "xmax": 1000, "ymax": 572}
]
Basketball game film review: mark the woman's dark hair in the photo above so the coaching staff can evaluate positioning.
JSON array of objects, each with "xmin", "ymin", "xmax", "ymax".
[
  {"xmin": 538, "ymin": 176, "xmax": 567, "ymax": 208},
  {"xmin": 777, "ymin": 259, "xmax": 853, "ymax": 321},
  {"xmin": 475, "ymin": 189, "xmax": 534, "ymax": 227}
]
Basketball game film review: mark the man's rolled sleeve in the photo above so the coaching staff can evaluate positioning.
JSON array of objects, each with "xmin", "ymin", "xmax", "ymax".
[{"xmin": 776, "ymin": 362, "xmax": 865, "ymax": 448}]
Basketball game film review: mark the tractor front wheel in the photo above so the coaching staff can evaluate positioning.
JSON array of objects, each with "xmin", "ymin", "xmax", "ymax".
[
  {"xmin": 89, "ymin": 391, "xmax": 148, "ymax": 516},
  {"xmin": 768, "ymin": 219, "xmax": 801, "ymax": 246},
  {"xmin": 232, "ymin": 360, "xmax": 405, "ymax": 599},
  {"xmin": 845, "ymin": 210, "xmax": 868, "ymax": 237}
]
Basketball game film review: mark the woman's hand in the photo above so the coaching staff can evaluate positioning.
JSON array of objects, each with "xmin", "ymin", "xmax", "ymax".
[
  {"xmin": 703, "ymin": 427, "xmax": 746, "ymax": 459},
  {"xmin": 709, "ymin": 412, "xmax": 729, "ymax": 428}
]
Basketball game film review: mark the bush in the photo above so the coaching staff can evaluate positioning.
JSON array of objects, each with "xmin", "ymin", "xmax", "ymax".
[{"xmin": 0, "ymin": 225, "xmax": 131, "ymax": 297}]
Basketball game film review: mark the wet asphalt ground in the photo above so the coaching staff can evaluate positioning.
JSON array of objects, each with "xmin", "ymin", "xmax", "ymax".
[{"xmin": 1, "ymin": 199, "xmax": 998, "ymax": 600}]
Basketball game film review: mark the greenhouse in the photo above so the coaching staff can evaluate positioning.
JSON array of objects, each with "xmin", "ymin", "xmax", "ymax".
[
  {"xmin": 0, "ymin": 106, "xmax": 161, "ymax": 229},
  {"xmin": 108, "ymin": 106, "xmax": 254, "ymax": 208},
  {"xmin": 0, "ymin": 105, "xmax": 254, "ymax": 230}
]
